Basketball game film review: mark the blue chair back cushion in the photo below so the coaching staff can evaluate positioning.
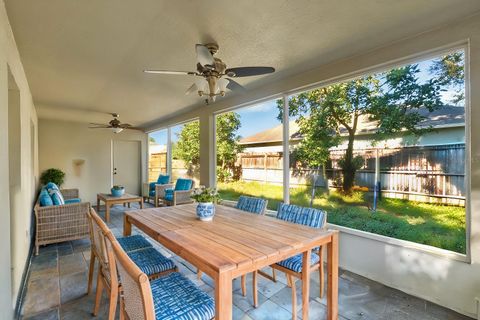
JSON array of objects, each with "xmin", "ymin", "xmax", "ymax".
[
  {"xmin": 174, "ymin": 178, "xmax": 193, "ymax": 191},
  {"xmin": 157, "ymin": 174, "xmax": 170, "ymax": 185},
  {"xmin": 236, "ymin": 196, "xmax": 267, "ymax": 214},
  {"xmin": 39, "ymin": 188, "xmax": 53, "ymax": 207},
  {"xmin": 276, "ymin": 203, "xmax": 326, "ymax": 229},
  {"xmin": 49, "ymin": 189, "xmax": 65, "ymax": 205}
]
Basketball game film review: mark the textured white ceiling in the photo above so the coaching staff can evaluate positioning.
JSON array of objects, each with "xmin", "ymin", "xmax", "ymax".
[{"xmin": 5, "ymin": 0, "xmax": 480, "ymax": 127}]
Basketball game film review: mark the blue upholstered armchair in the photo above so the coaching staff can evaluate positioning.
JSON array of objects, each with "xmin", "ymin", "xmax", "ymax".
[
  {"xmin": 143, "ymin": 174, "xmax": 170, "ymax": 207},
  {"xmin": 160, "ymin": 178, "xmax": 195, "ymax": 206}
]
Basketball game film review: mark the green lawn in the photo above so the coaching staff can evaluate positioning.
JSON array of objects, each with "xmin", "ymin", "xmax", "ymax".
[{"xmin": 217, "ymin": 181, "xmax": 466, "ymax": 254}]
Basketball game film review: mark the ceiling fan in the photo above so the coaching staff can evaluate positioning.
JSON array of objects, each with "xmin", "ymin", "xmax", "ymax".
[
  {"xmin": 89, "ymin": 113, "xmax": 142, "ymax": 134},
  {"xmin": 144, "ymin": 43, "xmax": 275, "ymax": 104}
]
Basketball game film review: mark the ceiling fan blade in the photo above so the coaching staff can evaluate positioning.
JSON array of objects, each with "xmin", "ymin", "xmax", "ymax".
[
  {"xmin": 89, "ymin": 125, "xmax": 111, "ymax": 129},
  {"xmin": 225, "ymin": 66, "xmax": 275, "ymax": 77},
  {"xmin": 143, "ymin": 70, "xmax": 197, "ymax": 75},
  {"xmin": 195, "ymin": 44, "xmax": 214, "ymax": 66},
  {"xmin": 185, "ymin": 83, "xmax": 197, "ymax": 95},
  {"xmin": 226, "ymin": 78, "xmax": 245, "ymax": 91}
]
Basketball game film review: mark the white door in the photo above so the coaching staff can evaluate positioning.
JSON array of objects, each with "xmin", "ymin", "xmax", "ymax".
[{"xmin": 112, "ymin": 140, "xmax": 141, "ymax": 195}]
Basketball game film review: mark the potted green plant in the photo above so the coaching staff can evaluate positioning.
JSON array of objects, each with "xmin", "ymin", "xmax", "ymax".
[
  {"xmin": 191, "ymin": 187, "xmax": 220, "ymax": 221},
  {"xmin": 40, "ymin": 168, "xmax": 65, "ymax": 187},
  {"xmin": 111, "ymin": 185, "xmax": 125, "ymax": 197}
]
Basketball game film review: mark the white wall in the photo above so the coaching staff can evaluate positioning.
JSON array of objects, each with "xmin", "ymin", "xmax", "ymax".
[
  {"xmin": 38, "ymin": 119, "xmax": 148, "ymax": 203},
  {"xmin": 148, "ymin": 13, "xmax": 480, "ymax": 318},
  {"xmin": 0, "ymin": 1, "xmax": 39, "ymax": 317}
]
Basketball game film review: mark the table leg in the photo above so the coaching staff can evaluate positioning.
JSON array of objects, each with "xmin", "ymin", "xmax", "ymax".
[
  {"xmin": 140, "ymin": 200, "xmax": 143, "ymax": 209},
  {"xmin": 97, "ymin": 196, "xmax": 100, "ymax": 212},
  {"xmin": 123, "ymin": 215, "xmax": 132, "ymax": 236},
  {"xmin": 128, "ymin": 202, "xmax": 131, "ymax": 208},
  {"xmin": 215, "ymin": 271, "xmax": 232, "ymax": 320},
  {"xmin": 105, "ymin": 203, "xmax": 110, "ymax": 223},
  {"xmin": 301, "ymin": 250, "xmax": 312, "ymax": 320},
  {"xmin": 327, "ymin": 232, "xmax": 339, "ymax": 320}
]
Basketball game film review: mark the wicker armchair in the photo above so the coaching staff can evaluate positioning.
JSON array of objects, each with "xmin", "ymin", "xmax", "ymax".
[
  {"xmin": 159, "ymin": 179, "xmax": 195, "ymax": 206},
  {"xmin": 34, "ymin": 188, "xmax": 90, "ymax": 255}
]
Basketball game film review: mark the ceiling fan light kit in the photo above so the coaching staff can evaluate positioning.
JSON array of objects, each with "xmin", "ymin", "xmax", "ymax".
[{"xmin": 144, "ymin": 43, "xmax": 275, "ymax": 104}]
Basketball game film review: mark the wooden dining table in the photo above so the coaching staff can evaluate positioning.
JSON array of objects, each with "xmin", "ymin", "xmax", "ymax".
[{"xmin": 123, "ymin": 203, "xmax": 339, "ymax": 320}]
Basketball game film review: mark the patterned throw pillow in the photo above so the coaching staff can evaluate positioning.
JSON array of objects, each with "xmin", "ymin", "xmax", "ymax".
[
  {"xmin": 46, "ymin": 182, "xmax": 60, "ymax": 192},
  {"xmin": 49, "ymin": 189, "xmax": 65, "ymax": 205}
]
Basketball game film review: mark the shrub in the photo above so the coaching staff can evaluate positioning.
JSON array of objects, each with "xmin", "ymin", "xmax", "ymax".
[{"xmin": 40, "ymin": 168, "xmax": 66, "ymax": 187}]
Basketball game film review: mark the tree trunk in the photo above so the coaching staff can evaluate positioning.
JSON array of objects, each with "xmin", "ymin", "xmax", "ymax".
[{"xmin": 342, "ymin": 133, "xmax": 356, "ymax": 195}]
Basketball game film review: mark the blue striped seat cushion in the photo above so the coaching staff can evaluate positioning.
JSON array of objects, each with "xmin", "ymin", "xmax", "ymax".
[
  {"xmin": 235, "ymin": 196, "xmax": 267, "ymax": 214},
  {"xmin": 127, "ymin": 248, "xmax": 176, "ymax": 276},
  {"xmin": 276, "ymin": 252, "xmax": 320, "ymax": 273},
  {"xmin": 117, "ymin": 235, "xmax": 152, "ymax": 252},
  {"xmin": 151, "ymin": 272, "xmax": 215, "ymax": 320}
]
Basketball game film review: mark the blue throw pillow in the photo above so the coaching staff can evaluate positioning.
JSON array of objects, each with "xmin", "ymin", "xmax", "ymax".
[
  {"xmin": 49, "ymin": 189, "xmax": 65, "ymax": 205},
  {"xmin": 157, "ymin": 174, "xmax": 170, "ymax": 185},
  {"xmin": 175, "ymin": 178, "xmax": 192, "ymax": 191},
  {"xmin": 39, "ymin": 188, "xmax": 53, "ymax": 207},
  {"xmin": 46, "ymin": 182, "xmax": 60, "ymax": 192}
]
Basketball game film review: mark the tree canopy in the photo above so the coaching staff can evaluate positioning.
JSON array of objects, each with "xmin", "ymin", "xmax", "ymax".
[
  {"xmin": 172, "ymin": 112, "xmax": 243, "ymax": 181},
  {"xmin": 278, "ymin": 51, "xmax": 464, "ymax": 194}
]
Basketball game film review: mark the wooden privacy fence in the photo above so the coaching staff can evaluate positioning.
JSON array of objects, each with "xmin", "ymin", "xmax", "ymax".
[
  {"xmin": 148, "ymin": 152, "xmax": 199, "ymax": 184},
  {"xmin": 238, "ymin": 144, "xmax": 465, "ymax": 206}
]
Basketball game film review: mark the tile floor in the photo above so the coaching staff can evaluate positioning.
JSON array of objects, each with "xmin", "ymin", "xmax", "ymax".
[{"xmin": 20, "ymin": 203, "xmax": 473, "ymax": 320}]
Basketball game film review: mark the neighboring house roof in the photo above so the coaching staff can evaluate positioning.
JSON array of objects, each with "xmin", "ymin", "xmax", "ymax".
[{"xmin": 239, "ymin": 105, "xmax": 465, "ymax": 145}]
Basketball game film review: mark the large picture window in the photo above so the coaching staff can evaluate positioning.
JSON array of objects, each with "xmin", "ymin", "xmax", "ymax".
[{"xmin": 213, "ymin": 48, "xmax": 467, "ymax": 254}]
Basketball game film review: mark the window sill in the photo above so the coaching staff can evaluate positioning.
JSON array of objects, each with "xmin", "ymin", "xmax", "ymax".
[{"xmin": 327, "ymin": 223, "xmax": 470, "ymax": 264}]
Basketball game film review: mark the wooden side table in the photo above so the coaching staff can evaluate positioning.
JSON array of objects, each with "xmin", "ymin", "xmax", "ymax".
[{"xmin": 96, "ymin": 193, "xmax": 143, "ymax": 222}]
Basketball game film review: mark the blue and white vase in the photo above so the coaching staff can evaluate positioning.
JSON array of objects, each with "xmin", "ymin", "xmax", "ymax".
[{"xmin": 196, "ymin": 202, "xmax": 215, "ymax": 221}]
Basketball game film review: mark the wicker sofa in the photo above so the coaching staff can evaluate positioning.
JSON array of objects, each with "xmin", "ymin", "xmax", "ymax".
[{"xmin": 34, "ymin": 188, "xmax": 90, "ymax": 255}]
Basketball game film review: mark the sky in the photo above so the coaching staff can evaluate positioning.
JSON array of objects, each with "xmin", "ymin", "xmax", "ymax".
[{"xmin": 150, "ymin": 50, "xmax": 464, "ymax": 145}]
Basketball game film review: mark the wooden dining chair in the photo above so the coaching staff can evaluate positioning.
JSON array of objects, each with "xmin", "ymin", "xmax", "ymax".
[
  {"xmin": 86, "ymin": 208, "xmax": 153, "ymax": 294},
  {"xmin": 88, "ymin": 209, "xmax": 178, "ymax": 319},
  {"xmin": 197, "ymin": 195, "xmax": 268, "ymax": 300},
  {"xmin": 104, "ymin": 231, "xmax": 215, "ymax": 320},
  {"xmin": 254, "ymin": 203, "xmax": 327, "ymax": 319}
]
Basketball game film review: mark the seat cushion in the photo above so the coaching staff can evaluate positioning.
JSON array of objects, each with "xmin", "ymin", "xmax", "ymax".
[
  {"xmin": 64, "ymin": 198, "xmax": 81, "ymax": 204},
  {"xmin": 151, "ymin": 272, "xmax": 215, "ymax": 320},
  {"xmin": 127, "ymin": 247, "xmax": 176, "ymax": 276},
  {"xmin": 49, "ymin": 189, "xmax": 65, "ymax": 205},
  {"xmin": 276, "ymin": 252, "xmax": 320, "ymax": 273},
  {"xmin": 174, "ymin": 178, "xmax": 192, "ymax": 191},
  {"xmin": 117, "ymin": 235, "xmax": 153, "ymax": 252},
  {"xmin": 39, "ymin": 188, "xmax": 53, "ymax": 207},
  {"xmin": 157, "ymin": 174, "xmax": 170, "ymax": 185},
  {"xmin": 164, "ymin": 188, "xmax": 174, "ymax": 201},
  {"xmin": 149, "ymin": 182, "xmax": 157, "ymax": 192}
]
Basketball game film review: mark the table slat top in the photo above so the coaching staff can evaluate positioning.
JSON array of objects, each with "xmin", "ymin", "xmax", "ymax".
[{"xmin": 126, "ymin": 204, "xmax": 334, "ymax": 273}]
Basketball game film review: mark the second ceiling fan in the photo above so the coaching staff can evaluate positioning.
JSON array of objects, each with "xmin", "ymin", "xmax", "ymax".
[{"xmin": 144, "ymin": 43, "xmax": 275, "ymax": 104}]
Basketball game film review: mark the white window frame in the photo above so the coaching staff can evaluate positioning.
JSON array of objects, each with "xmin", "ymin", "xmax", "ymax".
[{"xmin": 211, "ymin": 41, "xmax": 470, "ymax": 262}]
